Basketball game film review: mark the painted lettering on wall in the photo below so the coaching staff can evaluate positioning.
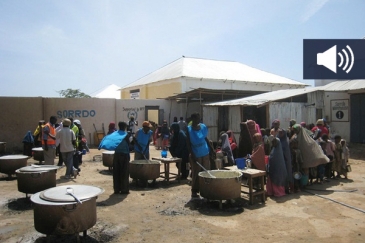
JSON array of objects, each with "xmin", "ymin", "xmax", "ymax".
[
  {"xmin": 123, "ymin": 107, "xmax": 145, "ymax": 119},
  {"xmin": 57, "ymin": 110, "xmax": 96, "ymax": 118}
]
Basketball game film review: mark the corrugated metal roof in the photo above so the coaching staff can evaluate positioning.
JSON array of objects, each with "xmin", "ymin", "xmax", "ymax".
[
  {"xmin": 123, "ymin": 57, "xmax": 306, "ymax": 88},
  {"xmin": 204, "ymin": 87, "xmax": 320, "ymax": 107},
  {"xmin": 319, "ymin": 80, "xmax": 365, "ymax": 91}
]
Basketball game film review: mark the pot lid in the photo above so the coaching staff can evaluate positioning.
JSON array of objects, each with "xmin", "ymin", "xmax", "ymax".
[
  {"xmin": 39, "ymin": 185, "xmax": 104, "ymax": 203},
  {"xmin": 0, "ymin": 155, "xmax": 28, "ymax": 160},
  {"xmin": 102, "ymin": 151, "xmax": 115, "ymax": 154},
  {"xmin": 32, "ymin": 147, "xmax": 43, "ymax": 151},
  {"xmin": 18, "ymin": 164, "xmax": 59, "ymax": 172}
]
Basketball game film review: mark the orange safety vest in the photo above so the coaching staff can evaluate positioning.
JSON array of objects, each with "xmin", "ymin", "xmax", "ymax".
[{"xmin": 41, "ymin": 123, "xmax": 56, "ymax": 146}]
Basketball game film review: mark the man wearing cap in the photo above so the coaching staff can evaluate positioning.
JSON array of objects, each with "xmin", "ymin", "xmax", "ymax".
[
  {"xmin": 311, "ymin": 119, "xmax": 329, "ymax": 136},
  {"xmin": 42, "ymin": 116, "xmax": 57, "ymax": 165},
  {"xmin": 134, "ymin": 121, "xmax": 153, "ymax": 160},
  {"xmin": 56, "ymin": 119, "xmax": 77, "ymax": 179}
]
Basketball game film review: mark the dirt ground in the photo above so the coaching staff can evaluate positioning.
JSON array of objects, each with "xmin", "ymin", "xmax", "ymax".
[{"xmin": 1, "ymin": 144, "xmax": 365, "ymax": 243}]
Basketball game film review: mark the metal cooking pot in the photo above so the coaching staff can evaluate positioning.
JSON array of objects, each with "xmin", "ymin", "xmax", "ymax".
[
  {"xmin": 129, "ymin": 160, "xmax": 161, "ymax": 180},
  {"xmin": 199, "ymin": 170, "xmax": 242, "ymax": 200},
  {"xmin": 293, "ymin": 171, "xmax": 302, "ymax": 180},
  {"xmin": 32, "ymin": 147, "xmax": 44, "ymax": 163},
  {"xmin": 0, "ymin": 142, "xmax": 6, "ymax": 154},
  {"xmin": 0, "ymin": 155, "xmax": 28, "ymax": 177},
  {"xmin": 30, "ymin": 185, "xmax": 104, "ymax": 238},
  {"xmin": 102, "ymin": 151, "xmax": 114, "ymax": 170},
  {"xmin": 16, "ymin": 165, "xmax": 59, "ymax": 197}
]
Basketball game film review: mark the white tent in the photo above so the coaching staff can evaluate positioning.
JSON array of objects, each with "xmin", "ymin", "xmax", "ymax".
[{"xmin": 94, "ymin": 84, "xmax": 121, "ymax": 99}]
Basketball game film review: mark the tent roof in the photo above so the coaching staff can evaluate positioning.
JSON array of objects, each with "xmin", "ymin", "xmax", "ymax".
[
  {"xmin": 123, "ymin": 57, "xmax": 306, "ymax": 88},
  {"xmin": 94, "ymin": 84, "xmax": 121, "ymax": 99},
  {"xmin": 204, "ymin": 87, "xmax": 320, "ymax": 107}
]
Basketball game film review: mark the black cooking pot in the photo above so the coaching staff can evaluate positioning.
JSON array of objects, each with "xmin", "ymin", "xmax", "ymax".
[
  {"xmin": 30, "ymin": 185, "xmax": 104, "ymax": 237},
  {"xmin": 16, "ymin": 165, "xmax": 59, "ymax": 196},
  {"xmin": 0, "ymin": 155, "xmax": 28, "ymax": 177}
]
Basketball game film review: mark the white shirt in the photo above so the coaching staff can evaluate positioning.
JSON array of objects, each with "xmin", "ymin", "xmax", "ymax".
[{"xmin": 56, "ymin": 127, "xmax": 76, "ymax": 153}]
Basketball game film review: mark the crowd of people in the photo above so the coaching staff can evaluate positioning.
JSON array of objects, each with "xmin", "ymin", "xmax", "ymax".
[
  {"xmin": 237, "ymin": 118, "xmax": 350, "ymax": 197},
  {"xmin": 26, "ymin": 116, "xmax": 89, "ymax": 179},
  {"xmin": 27, "ymin": 113, "xmax": 350, "ymax": 199}
]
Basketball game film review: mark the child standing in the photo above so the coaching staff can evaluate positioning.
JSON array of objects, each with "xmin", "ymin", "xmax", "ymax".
[
  {"xmin": 334, "ymin": 135, "xmax": 344, "ymax": 179},
  {"xmin": 341, "ymin": 139, "xmax": 350, "ymax": 179},
  {"xmin": 321, "ymin": 134, "xmax": 335, "ymax": 180}
]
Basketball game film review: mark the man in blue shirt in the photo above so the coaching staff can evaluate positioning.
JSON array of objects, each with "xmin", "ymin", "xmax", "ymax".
[
  {"xmin": 134, "ymin": 121, "xmax": 153, "ymax": 160},
  {"xmin": 186, "ymin": 112, "xmax": 210, "ymax": 198}
]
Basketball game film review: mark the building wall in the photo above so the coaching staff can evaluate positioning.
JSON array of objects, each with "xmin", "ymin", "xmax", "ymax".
[
  {"xmin": 0, "ymin": 97, "xmax": 43, "ymax": 152},
  {"xmin": 228, "ymin": 106, "xmax": 241, "ymax": 142},
  {"xmin": 323, "ymin": 91, "xmax": 350, "ymax": 141},
  {"xmin": 121, "ymin": 78, "xmax": 182, "ymax": 99},
  {"xmin": 146, "ymin": 80, "xmax": 181, "ymax": 99},
  {"xmin": 122, "ymin": 77, "xmax": 306, "ymax": 99},
  {"xmin": 0, "ymin": 97, "xmax": 168, "ymax": 153},
  {"xmin": 202, "ymin": 106, "xmax": 219, "ymax": 142}
]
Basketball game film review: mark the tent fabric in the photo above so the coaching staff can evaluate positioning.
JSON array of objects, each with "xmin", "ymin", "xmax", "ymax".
[
  {"xmin": 123, "ymin": 57, "xmax": 306, "ymax": 89},
  {"xmin": 94, "ymin": 84, "xmax": 121, "ymax": 99}
]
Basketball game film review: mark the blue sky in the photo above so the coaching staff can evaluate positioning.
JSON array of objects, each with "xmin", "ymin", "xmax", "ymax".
[{"xmin": 0, "ymin": 0, "xmax": 364, "ymax": 97}]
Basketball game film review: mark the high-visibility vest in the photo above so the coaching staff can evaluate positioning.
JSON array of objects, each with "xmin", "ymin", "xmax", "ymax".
[{"xmin": 42, "ymin": 123, "xmax": 56, "ymax": 146}]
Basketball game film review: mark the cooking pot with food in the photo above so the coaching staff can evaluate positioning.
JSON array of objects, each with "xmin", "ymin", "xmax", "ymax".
[
  {"xmin": 199, "ymin": 170, "xmax": 242, "ymax": 200},
  {"xmin": 0, "ymin": 155, "xmax": 28, "ymax": 177},
  {"xmin": 30, "ymin": 185, "xmax": 104, "ymax": 241},
  {"xmin": 32, "ymin": 147, "xmax": 44, "ymax": 164},
  {"xmin": 16, "ymin": 165, "xmax": 59, "ymax": 197},
  {"xmin": 129, "ymin": 160, "xmax": 161, "ymax": 180},
  {"xmin": 102, "ymin": 151, "xmax": 114, "ymax": 170}
]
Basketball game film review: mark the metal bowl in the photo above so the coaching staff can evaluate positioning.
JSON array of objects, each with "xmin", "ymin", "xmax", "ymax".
[{"xmin": 293, "ymin": 172, "xmax": 302, "ymax": 180}]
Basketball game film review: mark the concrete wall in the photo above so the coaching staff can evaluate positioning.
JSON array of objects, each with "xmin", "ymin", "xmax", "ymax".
[
  {"xmin": 0, "ymin": 97, "xmax": 43, "ymax": 152},
  {"xmin": 324, "ymin": 91, "xmax": 350, "ymax": 141},
  {"xmin": 0, "ymin": 97, "xmax": 170, "ymax": 153}
]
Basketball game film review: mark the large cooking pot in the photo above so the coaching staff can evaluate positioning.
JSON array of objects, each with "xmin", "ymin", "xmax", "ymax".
[
  {"xmin": 30, "ymin": 185, "xmax": 104, "ymax": 238},
  {"xmin": 32, "ymin": 147, "xmax": 44, "ymax": 163},
  {"xmin": 0, "ymin": 155, "xmax": 28, "ymax": 177},
  {"xmin": 102, "ymin": 151, "xmax": 114, "ymax": 169},
  {"xmin": 0, "ymin": 142, "xmax": 6, "ymax": 154},
  {"xmin": 129, "ymin": 160, "xmax": 161, "ymax": 180},
  {"xmin": 16, "ymin": 165, "xmax": 59, "ymax": 196},
  {"xmin": 199, "ymin": 170, "xmax": 242, "ymax": 200}
]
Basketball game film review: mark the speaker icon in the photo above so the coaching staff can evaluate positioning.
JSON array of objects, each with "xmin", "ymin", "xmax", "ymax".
[{"xmin": 317, "ymin": 45, "xmax": 354, "ymax": 73}]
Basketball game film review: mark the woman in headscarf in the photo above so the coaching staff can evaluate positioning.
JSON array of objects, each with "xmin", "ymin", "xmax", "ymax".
[
  {"xmin": 107, "ymin": 122, "xmax": 117, "ymax": 135},
  {"xmin": 251, "ymin": 133, "xmax": 266, "ymax": 171},
  {"xmin": 278, "ymin": 129, "xmax": 293, "ymax": 193},
  {"xmin": 226, "ymin": 130, "xmax": 238, "ymax": 158},
  {"xmin": 266, "ymin": 137, "xmax": 287, "ymax": 197},
  {"xmin": 247, "ymin": 120, "xmax": 261, "ymax": 142},
  {"xmin": 291, "ymin": 124, "xmax": 329, "ymax": 169},
  {"xmin": 217, "ymin": 132, "xmax": 234, "ymax": 166},
  {"xmin": 289, "ymin": 136, "xmax": 303, "ymax": 192},
  {"xmin": 238, "ymin": 122, "xmax": 252, "ymax": 158},
  {"xmin": 270, "ymin": 119, "xmax": 280, "ymax": 137},
  {"xmin": 169, "ymin": 123, "xmax": 189, "ymax": 179}
]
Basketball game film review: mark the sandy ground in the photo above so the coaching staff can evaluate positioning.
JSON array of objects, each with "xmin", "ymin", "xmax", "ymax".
[{"xmin": 0, "ymin": 144, "xmax": 365, "ymax": 243}]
